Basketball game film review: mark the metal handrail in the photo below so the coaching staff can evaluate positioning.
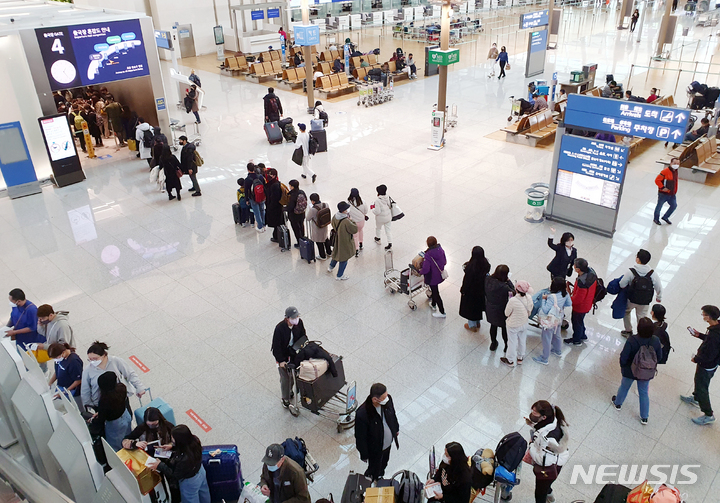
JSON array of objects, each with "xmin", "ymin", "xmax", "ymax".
[{"xmin": 0, "ymin": 449, "xmax": 75, "ymax": 503}]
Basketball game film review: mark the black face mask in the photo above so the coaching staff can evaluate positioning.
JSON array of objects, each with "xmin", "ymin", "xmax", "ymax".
[
  {"xmin": 529, "ymin": 412, "xmax": 543, "ymax": 424},
  {"xmin": 148, "ymin": 424, "xmax": 158, "ymax": 429}
]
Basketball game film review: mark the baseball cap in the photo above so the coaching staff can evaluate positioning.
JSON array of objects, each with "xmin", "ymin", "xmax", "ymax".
[
  {"xmin": 285, "ymin": 306, "xmax": 300, "ymax": 319},
  {"xmin": 262, "ymin": 444, "xmax": 285, "ymax": 466}
]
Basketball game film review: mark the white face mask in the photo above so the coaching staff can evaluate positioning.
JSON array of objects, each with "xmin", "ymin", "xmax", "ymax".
[
  {"xmin": 54, "ymin": 357, "xmax": 64, "ymax": 363},
  {"xmin": 442, "ymin": 454, "xmax": 450, "ymax": 464},
  {"xmin": 89, "ymin": 359, "xmax": 102, "ymax": 367},
  {"xmin": 379, "ymin": 396, "xmax": 389, "ymax": 405},
  {"xmin": 289, "ymin": 317, "xmax": 299, "ymax": 326},
  {"xmin": 9, "ymin": 301, "xmax": 16, "ymax": 308}
]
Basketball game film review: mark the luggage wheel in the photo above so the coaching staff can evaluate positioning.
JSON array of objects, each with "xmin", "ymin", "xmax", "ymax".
[
  {"xmin": 408, "ymin": 301, "xmax": 417, "ymax": 310},
  {"xmin": 289, "ymin": 404, "xmax": 300, "ymax": 417}
]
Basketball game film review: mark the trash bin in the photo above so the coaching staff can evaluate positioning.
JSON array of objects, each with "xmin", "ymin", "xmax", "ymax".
[{"xmin": 525, "ymin": 190, "xmax": 546, "ymax": 223}]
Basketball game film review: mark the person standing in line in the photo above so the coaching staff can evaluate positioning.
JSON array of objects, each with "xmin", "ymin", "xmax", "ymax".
[
  {"xmin": 459, "ymin": 246, "xmax": 491, "ymax": 332},
  {"xmin": 271, "ymin": 307, "xmax": 306, "ymax": 409},
  {"xmin": 90, "ymin": 371, "xmax": 132, "ymax": 451},
  {"xmin": 418, "ymin": 236, "xmax": 448, "ymax": 319},
  {"xmin": 135, "ymin": 118, "xmax": 154, "ymax": 166},
  {"xmin": 264, "ymin": 168, "xmax": 285, "ymax": 244},
  {"xmin": 425, "ymin": 442, "xmax": 472, "ymax": 503},
  {"xmin": 525, "ymin": 401, "xmax": 570, "ymax": 503},
  {"xmin": 104, "ymin": 97, "xmax": 124, "ymax": 145},
  {"xmin": 652, "ymin": 304, "xmax": 672, "ymax": 364},
  {"xmin": 485, "ymin": 265, "xmax": 515, "ymax": 352},
  {"xmin": 186, "ymin": 85, "xmax": 201, "ymax": 124},
  {"xmin": 653, "ymin": 157, "xmax": 679, "ymax": 225},
  {"xmin": 81, "ymin": 341, "xmax": 145, "ymax": 409},
  {"xmin": 47, "ymin": 342, "xmax": 83, "ymax": 408},
  {"xmin": 296, "ymin": 124, "xmax": 316, "ymax": 183},
  {"xmin": 618, "ymin": 249, "xmax": 663, "ymax": 337},
  {"xmin": 496, "ymin": 46, "xmax": 508, "ymax": 79},
  {"xmin": 501, "ymin": 280, "xmax": 533, "ymax": 367},
  {"xmin": 611, "ymin": 317, "xmax": 663, "ymax": 425},
  {"xmin": 371, "ymin": 184, "xmax": 393, "ymax": 250},
  {"xmin": 327, "ymin": 202, "xmax": 358, "ymax": 281},
  {"xmin": 6, "ymin": 288, "xmax": 41, "ymax": 352},
  {"xmin": 286, "ymin": 180, "xmax": 307, "ymax": 248},
  {"xmin": 36, "ymin": 304, "xmax": 74, "ymax": 350},
  {"xmin": 259, "ymin": 443, "xmax": 311, "ymax": 503},
  {"xmin": 305, "ymin": 193, "xmax": 332, "ymax": 260},
  {"xmin": 83, "ymin": 105, "xmax": 103, "ymax": 147},
  {"xmin": 354, "ymin": 383, "xmax": 399, "ymax": 482},
  {"xmin": 534, "ymin": 277, "xmax": 572, "ymax": 365},
  {"xmin": 546, "ymin": 228, "xmax": 577, "ymax": 281},
  {"xmin": 564, "ymin": 258, "xmax": 598, "ymax": 346},
  {"xmin": 630, "ymin": 9, "xmax": 639, "ymax": 31},
  {"xmin": 244, "ymin": 164, "xmax": 267, "ymax": 233},
  {"xmin": 263, "ymin": 87, "xmax": 283, "ymax": 124},
  {"xmin": 160, "ymin": 145, "xmax": 183, "ymax": 201},
  {"xmin": 682, "ymin": 305, "xmax": 720, "ymax": 425},
  {"xmin": 347, "ymin": 188, "xmax": 368, "ymax": 257},
  {"xmin": 179, "ymin": 136, "xmax": 201, "ymax": 196},
  {"xmin": 95, "ymin": 96, "xmax": 109, "ymax": 138}
]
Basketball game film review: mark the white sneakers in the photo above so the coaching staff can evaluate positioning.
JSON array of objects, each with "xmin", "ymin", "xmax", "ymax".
[
  {"xmin": 335, "ymin": 275, "xmax": 349, "ymax": 281},
  {"xmin": 256, "ymin": 227, "xmax": 266, "ymax": 233},
  {"xmin": 432, "ymin": 312, "xmax": 446, "ymax": 318}
]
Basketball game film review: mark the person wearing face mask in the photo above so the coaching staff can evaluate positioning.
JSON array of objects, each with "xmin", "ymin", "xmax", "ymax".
[
  {"xmin": 546, "ymin": 228, "xmax": 576, "ymax": 282},
  {"xmin": 36, "ymin": 304, "xmax": 75, "ymax": 351},
  {"xmin": 47, "ymin": 342, "xmax": 83, "ymax": 408},
  {"xmin": 81, "ymin": 341, "xmax": 146, "ymax": 410},
  {"xmin": 354, "ymin": 383, "xmax": 400, "ymax": 481},
  {"xmin": 272, "ymin": 307, "xmax": 307, "ymax": 408},
  {"xmin": 260, "ymin": 443, "xmax": 311, "ymax": 503},
  {"xmin": 524, "ymin": 401, "xmax": 570, "ymax": 503},
  {"xmin": 327, "ymin": 201, "xmax": 358, "ymax": 281},
  {"xmin": 122, "ymin": 407, "xmax": 175, "ymax": 456},
  {"xmin": 425, "ymin": 442, "xmax": 472, "ymax": 503},
  {"xmin": 5, "ymin": 288, "xmax": 42, "ymax": 352},
  {"xmin": 147, "ymin": 425, "xmax": 211, "ymax": 503}
]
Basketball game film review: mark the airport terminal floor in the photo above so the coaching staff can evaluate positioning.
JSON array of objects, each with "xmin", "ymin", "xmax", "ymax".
[{"xmin": 5, "ymin": 4, "xmax": 720, "ymax": 502}]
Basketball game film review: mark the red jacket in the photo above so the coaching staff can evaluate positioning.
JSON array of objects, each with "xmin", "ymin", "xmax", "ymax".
[
  {"xmin": 571, "ymin": 270, "xmax": 597, "ymax": 314},
  {"xmin": 655, "ymin": 167, "xmax": 678, "ymax": 196}
]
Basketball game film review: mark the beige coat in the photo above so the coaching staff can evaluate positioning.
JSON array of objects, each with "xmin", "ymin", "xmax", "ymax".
[{"xmin": 306, "ymin": 202, "xmax": 330, "ymax": 242}]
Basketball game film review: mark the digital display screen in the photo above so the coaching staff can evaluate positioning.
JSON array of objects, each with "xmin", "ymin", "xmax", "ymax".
[
  {"xmin": 0, "ymin": 127, "xmax": 29, "ymax": 165},
  {"xmin": 36, "ymin": 19, "xmax": 150, "ymax": 91},
  {"xmin": 213, "ymin": 26, "xmax": 224, "ymax": 45},
  {"xmin": 520, "ymin": 10, "xmax": 549, "ymax": 29},
  {"xmin": 530, "ymin": 29, "xmax": 548, "ymax": 53},
  {"xmin": 555, "ymin": 135, "xmax": 628, "ymax": 210},
  {"xmin": 39, "ymin": 115, "xmax": 77, "ymax": 162}
]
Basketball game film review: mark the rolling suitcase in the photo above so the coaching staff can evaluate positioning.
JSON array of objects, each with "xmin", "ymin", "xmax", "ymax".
[
  {"xmin": 135, "ymin": 388, "xmax": 176, "ymax": 425},
  {"xmin": 300, "ymin": 221, "xmax": 316, "ymax": 263},
  {"xmin": 202, "ymin": 444, "xmax": 243, "ymax": 502},
  {"xmin": 341, "ymin": 471, "xmax": 372, "ymax": 503},
  {"xmin": 311, "ymin": 119, "xmax": 324, "ymax": 131},
  {"xmin": 593, "ymin": 483, "xmax": 631, "ymax": 503},
  {"xmin": 264, "ymin": 122, "xmax": 283, "ymax": 145},
  {"xmin": 232, "ymin": 203, "xmax": 242, "ymax": 224},
  {"xmin": 278, "ymin": 224, "xmax": 291, "ymax": 252},
  {"xmin": 310, "ymin": 129, "xmax": 327, "ymax": 153}
]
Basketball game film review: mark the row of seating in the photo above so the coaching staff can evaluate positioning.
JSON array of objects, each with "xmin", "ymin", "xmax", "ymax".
[
  {"xmin": 693, "ymin": 135, "xmax": 720, "ymax": 173},
  {"xmin": 351, "ymin": 54, "xmax": 379, "ymax": 67},
  {"xmin": 222, "ymin": 55, "xmax": 249, "ymax": 74},
  {"xmin": 352, "ymin": 65, "xmax": 382, "ymax": 80},
  {"xmin": 320, "ymin": 49, "xmax": 344, "ymax": 62},
  {"xmin": 526, "ymin": 109, "xmax": 558, "ymax": 145},
  {"xmin": 281, "ymin": 68, "xmax": 305, "ymax": 88},
  {"xmin": 249, "ymin": 60, "xmax": 283, "ymax": 80},
  {"xmin": 316, "ymin": 73, "xmax": 355, "ymax": 96}
]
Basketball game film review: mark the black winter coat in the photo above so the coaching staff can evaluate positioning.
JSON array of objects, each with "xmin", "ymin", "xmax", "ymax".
[
  {"xmin": 272, "ymin": 319, "xmax": 306, "ymax": 363},
  {"xmin": 161, "ymin": 155, "xmax": 182, "ymax": 191},
  {"xmin": 287, "ymin": 188, "xmax": 306, "ymax": 219},
  {"xmin": 355, "ymin": 395, "xmax": 399, "ymax": 461},
  {"xmin": 265, "ymin": 180, "xmax": 284, "ymax": 227},
  {"xmin": 547, "ymin": 239, "xmax": 577, "ymax": 279},
  {"xmin": 459, "ymin": 263, "xmax": 490, "ymax": 321},
  {"xmin": 695, "ymin": 324, "xmax": 720, "ymax": 370},
  {"xmin": 179, "ymin": 142, "xmax": 197, "ymax": 174},
  {"xmin": 484, "ymin": 277, "xmax": 515, "ymax": 326},
  {"xmin": 263, "ymin": 94, "xmax": 283, "ymax": 123},
  {"xmin": 619, "ymin": 335, "xmax": 663, "ymax": 380}
]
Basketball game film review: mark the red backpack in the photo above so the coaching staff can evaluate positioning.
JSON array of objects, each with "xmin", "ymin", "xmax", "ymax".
[{"xmin": 251, "ymin": 177, "xmax": 266, "ymax": 203}]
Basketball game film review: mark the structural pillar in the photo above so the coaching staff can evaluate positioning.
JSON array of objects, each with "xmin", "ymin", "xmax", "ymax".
[
  {"xmin": 655, "ymin": 0, "xmax": 674, "ymax": 58},
  {"xmin": 436, "ymin": 3, "xmax": 451, "ymax": 115},
  {"xmin": 301, "ymin": 0, "xmax": 315, "ymax": 113}
]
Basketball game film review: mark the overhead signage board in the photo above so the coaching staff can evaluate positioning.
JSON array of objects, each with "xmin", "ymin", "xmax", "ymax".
[
  {"xmin": 520, "ymin": 10, "xmax": 549, "ymax": 30},
  {"xmin": 251, "ymin": 10, "xmax": 265, "ymax": 20},
  {"xmin": 555, "ymin": 135, "xmax": 628, "ymax": 210},
  {"xmin": 267, "ymin": 8, "xmax": 281, "ymax": 18},
  {"xmin": 565, "ymin": 94, "xmax": 691, "ymax": 142},
  {"xmin": 429, "ymin": 48, "xmax": 460, "ymax": 66},
  {"xmin": 530, "ymin": 29, "xmax": 548, "ymax": 53},
  {"xmin": 36, "ymin": 19, "xmax": 150, "ymax": 91},
  {"xmin": 294, "ymin": 25, "xmax": 320, "ymax": 46}
]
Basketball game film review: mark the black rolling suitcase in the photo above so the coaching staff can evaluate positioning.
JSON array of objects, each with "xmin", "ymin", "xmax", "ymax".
[
  {"xmin": 264, "ymin": 122, "xmax": 283, "ymax": 144},
  {"xmin": 341, "ymin": 471, "xmax": 372, "ymax": 503},
  {"xmin": 300, "ymin": 221, "xmax": 316, "ymax": 263},
  {"xmin": 593, "ymin": 483, "xmax": 631, "ymax": 503},
  {"xmin": 310, "ymin": 129, "xmax": 327, "ymax": 153},
  {"xmin": 297, "ymin": 355, "xmax": 345, "ymax": 412},
  {"xmin": 277, "ymin": 224, "xmax": 291, "ymax": 251},
  {"xmin": 232, "ymin": 203, "xmax": 242, "ymax": 224}
]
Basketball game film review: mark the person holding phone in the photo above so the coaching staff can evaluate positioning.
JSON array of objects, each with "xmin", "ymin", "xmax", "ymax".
[
  {"xmin": 425, "ymin": 442, "xmax": 472, "ymax": 503},
  {"xmin": 681, "ymin": 305, "xmax": 720, "ymax": 425}
]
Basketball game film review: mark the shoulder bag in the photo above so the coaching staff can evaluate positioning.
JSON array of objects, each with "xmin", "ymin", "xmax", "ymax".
[
  {"xmin": 532, "ymin": 452, "xmax": 558, "ymax": 481},
  {"xmin": 430, "ymin": 256, "xmax": 449, "ymax": 280},
  {"xmin": 389, "ymin": 197, "xmax": 404, "ymax": 221},
  {"xmin": 539, "ymin": 294, "xmax": 561, "ymax": 330}
]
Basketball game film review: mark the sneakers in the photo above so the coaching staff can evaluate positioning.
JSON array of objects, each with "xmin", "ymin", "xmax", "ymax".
[
  {"xmin": 318, "ymin": 255, "xmax": 328, "ymax": 261},
  {"xmin": 551, "ymin": 350, "xmax": 563, "ymax": 357},
  {"xmin": 192, "ymin": 192, "xmax": 202, "ymax": 196},
  {"xmin": 312, "ymin": 174, "xmax": 317, "ymax": 183},
  {"xmin": 533, "ymin": 356, "xmax": 549, "ymax": 365},
  {"xmin": 327, "ymin": 265, "xmax": 334, "ymax": 273},
  {"xmin": 385, "ymin": 243, "xmax": 392, "ymax": 250},
  {"xmin": 500, "ymin": 357, "xmax": 515, "ymax": 368},
  {"xmin": 517, "ymin": 358, "xmax": 523, "ymax": 365},
  {"xmin": 432, "ymin": 312, "xmax": 446, "ymax": 318},
  {"xmin": 489, "ymin": 341, "xmax": 498, "ymax": 351},
  {"xmin": 620, "ymin": 330, "xmax": 632, "ymax": 338},
  {"xmin": 301, "ymin": 174, "xmax": 307, "ymax": 179},
  {"xmin": 662, "ymin": 217, "xmax": 672, "ymax": 225},
  {"xmin": 282, "ymin": 400, "xmax": 290, "ymax": 408},
  {"xmin": 546, "ymin": 493, "xmax": 555, "ymax": 503},
  {"xmin": 640, "ymin": 417, "xmax": 648, "ymax": 425},
  {"xmin": 653, "ymin": 219, "xmax": 662, "ymax": 225},
  {"xmin": 335, "ymin": 275, "xmax": 350, "ymax": 281},
  {"xmin": 680, "ymin": 395, "xmax": 701, "ymax": 407},
  {"xmin": 375, "ymin": 237, "xmax": 381, "ymax": 245},
  {"xmin": 430, "ymin": 304, "xmax": 438, "ymax": 312},
  {"xmin": 464, "ymin": 323, "xmax": 479, "ymax": 332},
  {"xmin": 611, "ymin": 396, "xmax": 621, "ymax": 410},
  {"xmin": 564, "ymin": 338, "xmax": 582, "ymax": 346},
  {"xmin": 692, "ymin": 415, "xmax": 716, "ymax": 425}
]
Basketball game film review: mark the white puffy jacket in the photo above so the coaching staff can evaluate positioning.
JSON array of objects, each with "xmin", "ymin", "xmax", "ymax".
[
  {"xmin": 529, "ymin": 418, "xmax": 570, "ymax": 467},
  {"xmin": 372, "ymin": 195, "xmax": 392, "ymax": 225}
]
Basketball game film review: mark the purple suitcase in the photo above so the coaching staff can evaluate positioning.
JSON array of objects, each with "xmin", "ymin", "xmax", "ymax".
[{"xmin": 202, "ymin": 444, "xmax": 243, "ymax": 502}]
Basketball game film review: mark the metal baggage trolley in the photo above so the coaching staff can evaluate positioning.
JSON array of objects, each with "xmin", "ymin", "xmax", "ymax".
[
  {"xmin": 383, "ymin": 250, "xmax": 431, "ymax": 310},
  {"xmin": 287, "ymin": 356, "xmax": 357, "ymax": 433},
  {"xmin": 473, "ymin": 464, "xmax": 523, "ymax": 503}
]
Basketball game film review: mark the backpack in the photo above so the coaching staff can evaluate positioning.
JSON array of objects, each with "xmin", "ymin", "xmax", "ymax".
[
  {"xmin": 654, "ymin": 322, "xmax": 672, "ymax": 364},
  {"xmin": 281, "ymin": 437, "xmax": 307, "ymax": 471},
  {"xmin": 142, "ymin": 128, "xmax": 154, "ymax": 148},
  {"xmin": 627, "ymin": 268, "xmax": 654, "ymax": 305},
  {"xmin": 294, "ymin": 191, "xmax": 307, "ymax": 214},
  {"xmin": 72, "ymin": 112, "xmax": 84, "ymax": 131},
  {"xmin": 318, "ymin": 110, "xmax": 329, "ymax": 121},
  {"xmin": 283, "ymin": 123, "xmax": 298, "ymax": 142},
  {"xmin": 592, "ymin": 277, "xmax": 607, "ymax": 314},
  {"xmin": 494, "ymin": 432, "xmax": 527, "ymax": 472},
  {"xmin": 279, "ymin": 182, "xmax": 290, "ymax": 206},
  {"xmin": 269, "ymin": 96, "xmax": 279, "ymax": 114},
  {"xmin": 315, "ymin": 204, "xmax": 331, "ymax": 228},
  {"xmin": 251, "ymin": 177, "xmax": 266, "ymax": 203},
  {"xmin": 631, "ymin": 339, "xmax": 658, "ymax": 380},
  {"xmin": 309, "ymin": 135, "xmax": 319, "ymax": 155},
  {"xmin": 193, "ymin": 149, "xmax": 204, "ymax": 167},
  {"xmin": 390, "ymin": 470, "xmax": 422, "ymax": 503}
]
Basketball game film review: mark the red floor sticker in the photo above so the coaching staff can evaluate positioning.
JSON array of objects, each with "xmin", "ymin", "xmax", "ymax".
[
  {"xmin": 129, "ymin": 356, "xmax": 150, "ymax": 373},
  {"xmin": 186, "ymin": 409, "xmax": 212, "ymax": 432}
]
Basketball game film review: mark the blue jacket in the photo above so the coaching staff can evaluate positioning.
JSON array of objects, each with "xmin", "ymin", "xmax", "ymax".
[
  {"xmin": 496, "ymin": 51, "xmax": 509, "ymax": 63},
  {"xmin": 606, "ymin": 276, "xmax": 628, "ymax": 320}
]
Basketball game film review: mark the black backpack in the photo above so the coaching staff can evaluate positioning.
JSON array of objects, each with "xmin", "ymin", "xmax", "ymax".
[
  {"xmin": 654, "ymin": 322, "xmax": 672, "ymax": 364},
  {"xmin": 627, "ymin": 268, "xmax": 654, "ymax": 305},
  {"xmin": 494, "ymin": 432, "xmax": 527, "ymax": 472},
  {"xmin": 390, "ymin": 470, "xmax": 422, "ymax": 503},
  {"xmin": 309, "ymin": 135, "xmax": 319, "ymax": 155},
  {"xmin": 142, "ymin": 128, "xmax": 154, "ymax": 148},
  {"xmin": 592, "ymin": 277, "xmax": 607, "ymax": 314}
]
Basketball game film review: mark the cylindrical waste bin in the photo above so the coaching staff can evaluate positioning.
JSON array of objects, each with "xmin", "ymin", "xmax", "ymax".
[{"xmin": 525, "ymin": 190, "xmax": 546, "ymax": 223}]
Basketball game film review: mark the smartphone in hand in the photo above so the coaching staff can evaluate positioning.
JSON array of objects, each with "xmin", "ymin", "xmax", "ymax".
[{"xmin": 688, "ymin": 326, "xmax": 699, "ymax": 337}]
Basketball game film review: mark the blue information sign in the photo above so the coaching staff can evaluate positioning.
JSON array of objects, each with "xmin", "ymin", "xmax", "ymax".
[
  {"xmin": 251, "ymin": 10, "xmax": 265, "ymax": 20},
  {"xmin": 520, "ymin": 10, "xmax": 549, "ymax": 29},
  {"xmin": 530, "ymin": 30, "xmax": 547, "ymax": 53},
  {"xmin": 267, "ymin": 8, "xmax": 280, "ymax": 18},
  {"xmin": 565, "ymin": 94, "xmax": 691, "ymax": 142},
  {"xmin": 555, "ymin": 135, "xmax": 628, "ymax": 210},
  {"xmin": 156, "ymin": 97, "xmax": 166, "ymax": 111},
  {"xmin": 294, "ymin": 25, "xmax": 320, "ymax": 46}
]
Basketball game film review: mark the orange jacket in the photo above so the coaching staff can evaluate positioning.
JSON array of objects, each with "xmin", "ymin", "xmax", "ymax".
[{"xmin": 655, "ymin": 167, "xmax": 678, "ymax": 196}]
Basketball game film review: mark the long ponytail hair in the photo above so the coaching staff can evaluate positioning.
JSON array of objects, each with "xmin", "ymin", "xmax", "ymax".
[{"xmin": 532, "ymin": 400, "xmax": 568, "ymax": 427}]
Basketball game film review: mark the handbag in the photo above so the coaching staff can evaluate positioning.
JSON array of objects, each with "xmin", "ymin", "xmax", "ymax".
[
  {"xmin": 176, "ymin": 169, "xmax": 183, "ymax": 178},
  {"xmin": 522, "ymin": 450, "xmax": 533, "ymax": 465},
  {"xmin": 298, "ymin": 358, "xmax": 329, "ymax": 381},
  {"xmin": 292, "ymin": 146, "xmax": 304, "ymax": 166},
  {"xmin": 532, "ymin": 453, "xmax": 558, "ymax": 481},
  {"xmin": 430, "ymin": 256, "xmax": 448, "ymax": 280},
  {"xmin": 627, "ymin": 480, "xmax": 653, "ymax": 503},
  {"xmin": 117, "ymin": 448, "xmax": 162, "ymax": 495},
  {"xmin": 389, "ymin": 197, "xmax": 404, "ymax": 221},
  {"xmin": 505, "ymin": 63, "xmax": 511, "ymax": 71},
  {"xmin": 538, "ymin": 294, "xmax": 561, "ymax": 330}
]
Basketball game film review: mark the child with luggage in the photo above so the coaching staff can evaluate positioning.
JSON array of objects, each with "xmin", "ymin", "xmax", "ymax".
[{"xmin": 236, "ymin": 177, "xmax": 255, "ymax": 227}]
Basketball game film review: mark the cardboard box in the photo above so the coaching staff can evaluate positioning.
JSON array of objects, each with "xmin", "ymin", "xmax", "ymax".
[{"xmin": 365, "ymin": 487, "xmax": 395, "ymax": 503}]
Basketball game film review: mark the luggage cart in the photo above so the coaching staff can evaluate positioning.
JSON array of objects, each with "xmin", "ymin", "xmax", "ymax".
[
  {"xmin": 170, "ymin": 119, "xmax": 201, "ymax": 151},
  {"xmin": 473, "ymin": 464, "xmax": 523, "ymax": 503},
  {"xmin": 287, "ymin": 357, "xmax": 357, "ymax": 433},
  {"xmin": 383, "ymin": 250, "xmax": 431, "ymax": 310},
  {"xmin": 446, "ymin": 104, "xmax": 458, "ymax": 128},
  {"xmin": 508, "ymin": 96, "xmax": 522, "ymax": 122}
]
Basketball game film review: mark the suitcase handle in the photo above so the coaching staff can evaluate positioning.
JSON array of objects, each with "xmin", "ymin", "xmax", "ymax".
[{"xmin": 138, "ymin": 387, "xmax": 153, "ymax": 406}]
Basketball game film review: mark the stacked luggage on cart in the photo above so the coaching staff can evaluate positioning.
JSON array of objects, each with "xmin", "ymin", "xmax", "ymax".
[{"xmin": 687, "ymin": 80, "xmax": 720, "ymax": 110}]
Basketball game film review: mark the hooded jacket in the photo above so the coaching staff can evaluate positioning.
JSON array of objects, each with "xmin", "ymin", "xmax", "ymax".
[
  {"xmin": 331, "ymin": 213, "xmax": 358, "ymax": 262},
  {"xmin": 484, "ymin": 277, "xmax": 515, "ymax": 326},
  {"xmin": 371, "ymin": 195, "xmax": 392, "ymax": 225},
  {"xmin": 419, "ymin": 244, "xmax": 447, "ymax": 286},
  {"xmin": 529, "ymin": 418, "xmax": 570, "ymax": 467},
  {"xmin": 135, "ymin": 122, "xmax": 153, "ymax": 160},
  {"xmin": 695, "ymin": 323, "xmax": 720, "ymax": 370},
  {"xmin": 355, "ymin": 394, "xmax": 399, "ymax": 460},
  {"xmin": 37, "ymin": 311, "xmax": 75, "ymax": 348},
  {"xmin": 571, "ymin": 268, "xmax": 597, "ymax": 314}
]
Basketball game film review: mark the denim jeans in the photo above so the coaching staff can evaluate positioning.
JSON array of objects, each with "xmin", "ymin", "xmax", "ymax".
[
  {"xmin": 249, "ymin": 200, "xmax": 266, "ymax": 229},
  {"xmin": 614, "ymin": 376, "xmax": 650, "ymax": 419},
  {"xmin": 571, "ymin": 311, "xmax": 587, "ymax": 342},
  {"xmin": 179, "ymin": 465, "xmax": 211, "ymax": 503},
  {"xmin": 654, "ymin": 193, "xmax": 677, "ymax": 221},
  {"xmin": 329, "ymin": 259, "xmax": 348, "ymax": 277},
  {"xmin": 104, "ymin": 409, "xmax": 133, "ymax": 452},
  {"xmin": 468, "ymin": 320, "xmax": 480, "ymax": 328},
  {"xmin": 541, "ymin": 324, "xmax": 563, "ymax": 360},
  {"xmin": 693, "ymin": 364, "xmax": 716, "ymax": 416}
]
